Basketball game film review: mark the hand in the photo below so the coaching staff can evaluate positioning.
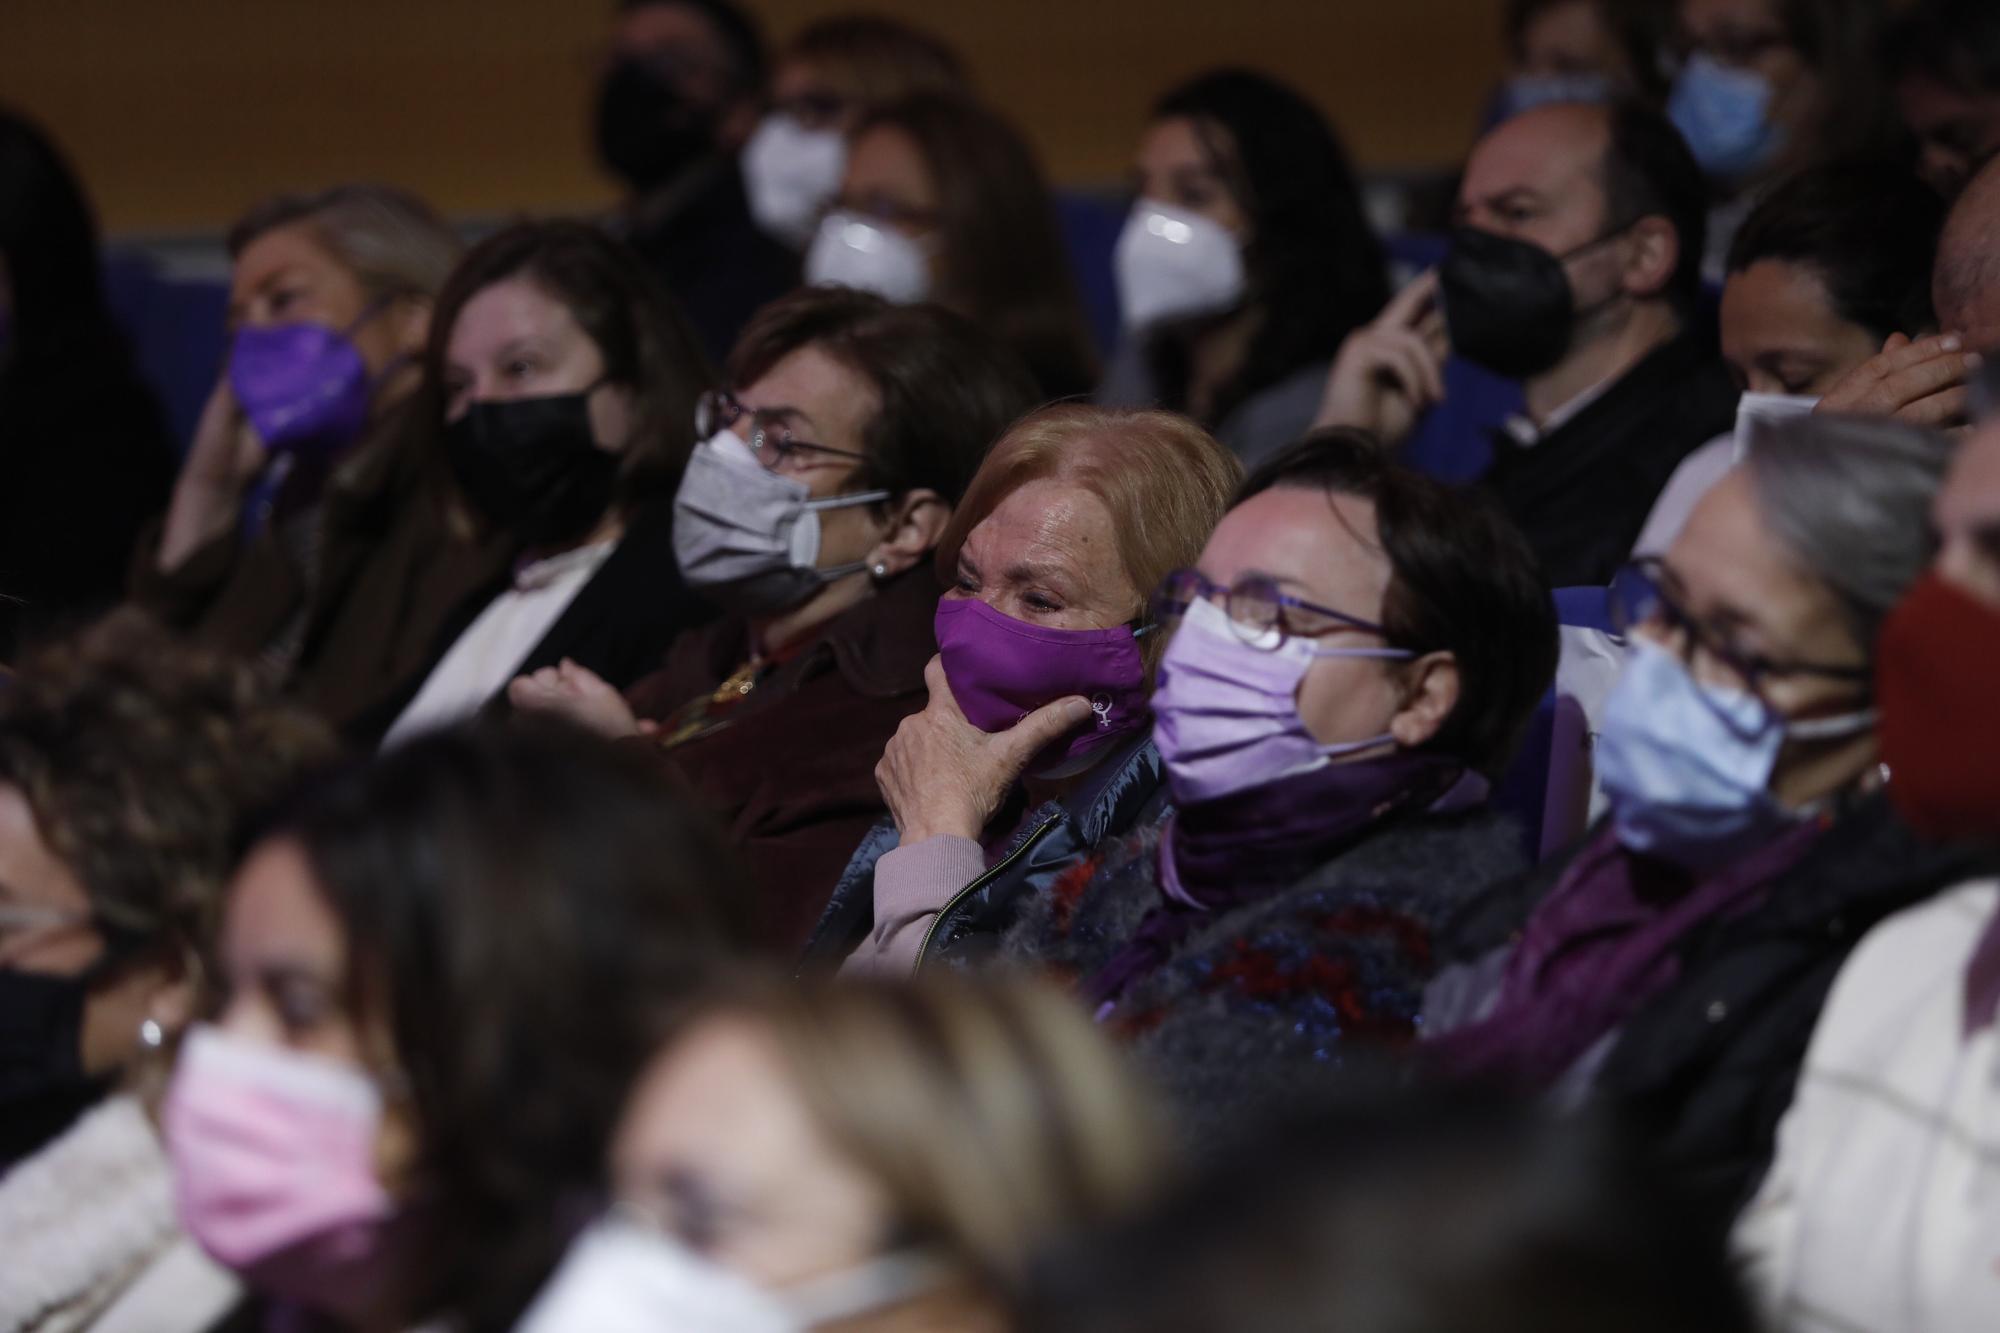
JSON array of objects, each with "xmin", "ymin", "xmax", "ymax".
[
  {"xmin": 875, "ymin": 656, "xmax": 1094, "ymax": 845},
  {"xmin": 507, "ymin": 658, "xmax": 642, "ymax": 739},
  {"xmin": 1816, "ymin": 333, "xmax": 1982, "ymax": 432},
  {"xmin": 157, "ymin": 374, "xmax": 269, "ymax": 570},
  {"xmin": 1311, "ymin": 270, "xmax": 1448, "ymax": 448}
]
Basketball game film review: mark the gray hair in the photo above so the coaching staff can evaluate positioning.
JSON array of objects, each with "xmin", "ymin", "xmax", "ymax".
[
  {"xmin": 226, "ymin": 183, "xmax": 462, "ymax": 303},
  {"xmin": 1742, "ymin": 412, "xmax": 1954, "ymax": 653}
]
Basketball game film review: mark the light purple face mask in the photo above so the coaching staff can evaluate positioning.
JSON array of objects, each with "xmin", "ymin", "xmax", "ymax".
[
  {"xmin": 1151, "ymin": 596, "xmax": 1414, "ymax": 806},
  {"xmin": 228, "ymin": 313, "xmax": 377, "ymax": 456},
  {"xmin": 934, "ymin": 597, "xmax": 1151, "ymax": 773}
]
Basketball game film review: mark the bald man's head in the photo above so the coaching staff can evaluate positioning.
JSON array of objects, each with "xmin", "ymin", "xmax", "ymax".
[{"xmin": 1935, "ymin": 156, "xmax": 2000, "ymax": 335}]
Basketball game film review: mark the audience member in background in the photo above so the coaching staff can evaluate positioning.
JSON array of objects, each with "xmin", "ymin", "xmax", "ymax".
[
  {"xmin": 163, "ymin": 723, "xmax": 749, "ymax": 1333},
  {"xmin": 743, "ymin": 15, "xmax": 966, "ymax": 251},
  {"xmin": 812, "ymin": 406, "xmax": 1240, "ymax": 975},
  {"xmin": 1320, "ymin": 100, "xmax": 1732, "ymax": 587},
  {"xmin": 0, "ymin": 615, "xmax": 332, "ymax": 1331},
  {"xmin": 1015, "ymin": 1097, "xmax": 1760, "ymax": 1333},
  {"xmin": 510, "ymin": 287, "xmax": 1038, "ymax": 953},
  {"xmin": 375, "ymin": 221, "xmax": 713, "ymax": 746},
  {"xmin": 806, "ymin": 93, "xmax": 1097, "ymax": 401},
  {"xmin": 1814, "ymin": 156, "xmax": 2000, "ymax": 432},
  {"xmin": 1099, "ymin": 70, "xmax": 1389, "ymax": 467},
  {"xmin": 1427, "ymin": 414, "xmax": 1985, "ymax": 1238},
  {"xmin": 1891, "ymin": 0, "xmax": 2000, "ymax": 201},
  {"xmin": 595, "ymin": 0, "xmax": 798, "ymax": 364},
  {"xmin": 1733, "ymin": 401, "xmax": 2000, "ymax": 1333},
  {"xmin": 1493, "ymin": 0, "xmax": 1675, "ymax": 121},
  {"xmin": 1007, "ymin": 432, "xmax": 1556, "ymax": 1138},
  {"xmin": 522, "ymin": 975, "xmax": 1162, "ymax": 1332},
  {"xmin": 0, "ymin": 109, "xmax": 174, "ymax": 661},
  {"xmin": 1667, "ymin": 0, "xmax": 1904, "ymax": 277},
  {"xmin": 1634, "ymin": 160, "xmax": 1946, "ymax": 554},
  {"xmin": 132, "ymin": 185, "xmax": 507, "ymax": 730}
]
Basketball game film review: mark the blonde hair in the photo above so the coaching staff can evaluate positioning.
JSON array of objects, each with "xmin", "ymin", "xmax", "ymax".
[
  {"xmin": 228, "ymin": 183, "xmax": 463, "ymax": 305},
  {"xmin": 938, "ymin": 404, "xmax": 1242, "ymax": 674},
  {"xmin": 706, "ymin": 974, "xmax": 1165, "ymax": 1290}
]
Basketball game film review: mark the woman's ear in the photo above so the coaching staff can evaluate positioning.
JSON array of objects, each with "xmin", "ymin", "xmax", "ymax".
[
  {"xmin": 1389, "ymin": 650, "xmax": 1460, "ymax": 749},
  {"xmin": 866, "ymin": 491, "xmax": 952, "ymax": 579}
]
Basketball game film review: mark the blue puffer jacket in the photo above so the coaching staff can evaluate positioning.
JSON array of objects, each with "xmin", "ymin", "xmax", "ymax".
[{"xmin": 800, "ymin": 731, "xmax": 1170, "ymax": 972}]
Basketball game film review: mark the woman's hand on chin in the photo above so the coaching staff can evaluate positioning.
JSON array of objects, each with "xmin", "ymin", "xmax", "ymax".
[
  {"xmin": 876, "ymin": 656, "xmax": 1093, "ymax": 845},
  {"xmin": 507, "ymin": 659, "xmax": 643, "ymax": 740}
]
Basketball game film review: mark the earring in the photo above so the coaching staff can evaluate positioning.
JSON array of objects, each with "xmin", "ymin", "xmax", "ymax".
[
  {"xmin": 138, "ymin": 1018, "xmax": 164, "ymax": 1051},
  {"xmin": 871, "ymin": 562, "xmax": 889, "ymax": 579}
]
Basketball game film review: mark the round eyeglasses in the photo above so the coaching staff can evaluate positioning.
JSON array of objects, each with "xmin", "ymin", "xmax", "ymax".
[{"xmin": 1151, "ymin": 568, "xmax": 1398, "ymax": 652}]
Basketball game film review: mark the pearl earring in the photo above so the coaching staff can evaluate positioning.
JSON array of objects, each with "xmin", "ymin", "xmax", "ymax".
[
  {"xmin": 872, "ymin": 562, "xmax": 889, "ymax": 579},
  {"xmin": 138, "ymin": 1018, "xmax": 164, "ymax": 1050}
]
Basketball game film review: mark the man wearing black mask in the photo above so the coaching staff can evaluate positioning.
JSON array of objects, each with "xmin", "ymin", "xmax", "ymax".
[
  {"xmin": 595, "ymin": 0, "xmax": 799, "ymax": 364},
  {"xmin": 1319, "ymin": 100, "xmax": 1734, "ymax": 588}
]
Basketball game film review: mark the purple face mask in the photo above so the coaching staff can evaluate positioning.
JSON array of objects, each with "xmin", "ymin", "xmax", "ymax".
[
  {"xmin": 935, "ymin": 597, "xmax": 1150, "ymax": 773},
  {"xmin": 228, "ymin": 315, "xmax": 377, "ymax": 457}
]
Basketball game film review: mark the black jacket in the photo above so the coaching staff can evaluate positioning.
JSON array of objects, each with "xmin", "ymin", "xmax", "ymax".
[
  {"xmin": 1479, "ymin": 330, "xmax": 1737, "ymax": 588},
  {"xmin": 802, "ymin": 730, "xmax": 1170, "ymax": 971},
  {"xmin": 1434, "ymin": 794, "xmax": 1998, "ymax": 1237},
  {"xmin": 625, "ymin": 162, "xmax": 800, "ymax": 368},
  {"xmin": 350, "ymin": 501, "xmax": 713, "ymax": 743}
]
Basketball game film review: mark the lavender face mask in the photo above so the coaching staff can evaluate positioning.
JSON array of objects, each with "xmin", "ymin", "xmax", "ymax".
[
  {"xmin": 934, "ymin": 597, "xmax": 1151, "ymax": 774},
  {"xmin": 228, "ymin": 311, "xmax": 379, "ymax": 457}
]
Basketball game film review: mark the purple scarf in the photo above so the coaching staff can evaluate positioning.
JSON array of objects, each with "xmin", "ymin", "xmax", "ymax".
[
  {"xmin": 1081, "ymin": 750, "xmax": 1472, "ymax": 1013},
  {"xmin": 1430, "ymin": 817, "xmax": 1826, "ymax": 1088}
]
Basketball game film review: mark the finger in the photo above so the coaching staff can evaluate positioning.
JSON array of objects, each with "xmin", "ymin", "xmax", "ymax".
[
  {"xmin": 1388, "ymin": 329, "xmax": 1446, "ymax": 405},
  {"xmin": 921, "ymin": 654, "xmax": 970, "ymax": 721},
  {"xmin": 1379, "ymin": 269, "xmax": 1440, "ymax": 331},
  {"xmin": 996, "ymin": 694, "xmax": 1094, "ymax": 769},
  {"xmin": 1894, "ymin": 384, "xmax": 1972, "ymax": 430},
  {"xmin": 1879, "ymin": 351, "xmax": 1979, "ymax": 411},
  {"xmin": 1376, "ymin": 334, "xmax": 1441, "ymax": 410},
  {"xmin": 1881, "ymin": 331, "xmax": 1911, "ymax": 355}
]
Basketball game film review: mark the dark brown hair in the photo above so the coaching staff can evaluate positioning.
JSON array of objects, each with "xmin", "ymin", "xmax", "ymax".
[
  {"xmin": 850, "ymin": 94, "xmax": 1098, "ymax": 401},
  {"xmin": 726, "ymin": 285, "xmax": 1041, "ymax": 512},
  {"xmin": 268, "ymin": 719, "xmax": 754, "ymax": 1331},
  {"xmin": 0, "ymin": 611, "xmax": 336, "ymax": 985},
  {"xmin": 1236, "ymin": 431, "xmax": 1559, "ymax": 779},
  {"xmin": 424, "ymin": 220, "xmax": 713, "ymax": 508}
]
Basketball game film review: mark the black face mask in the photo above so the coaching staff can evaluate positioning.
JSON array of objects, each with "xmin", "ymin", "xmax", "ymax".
[
  {"xmin": 0, "ymin": 968, "xmax": 108, "ymax": 1170},
  {"xmin": 1439, "ymin": 225, "xmax": 1627, "ymax": 381},
  {"xmin": 444, "ymin": 391, "xmax": 623, "ymax": 548},
  {"xmin": 593, "ymin": 58, "xmax": 720, "ymax": 193}
]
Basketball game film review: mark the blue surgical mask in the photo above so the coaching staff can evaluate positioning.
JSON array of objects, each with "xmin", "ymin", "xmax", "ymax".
[
  {"xmin": 1494, "ymin": 72, "xmax": 1616, "ymax": 122},
  {"xmin": 1596, "ymin": 638, "xmax": 1871, "ymax": 871},
  {"xmin": 1668, "ymin": 53, "xmax": 1785, "ymax": 181}
]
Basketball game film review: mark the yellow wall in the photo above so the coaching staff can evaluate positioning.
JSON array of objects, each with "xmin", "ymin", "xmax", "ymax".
[{"xmin": 3, "ymin": 0, "xmax": 1506, "ymax": 236}]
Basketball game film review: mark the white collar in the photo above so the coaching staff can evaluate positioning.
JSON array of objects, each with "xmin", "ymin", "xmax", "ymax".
[
  {"xmin": 1502, "ymin": 377, "xmax": 1615, "ymax": 448},
  {"xmin": 513, "ymin": 538, "xmax": 618, "ymax": 593}
]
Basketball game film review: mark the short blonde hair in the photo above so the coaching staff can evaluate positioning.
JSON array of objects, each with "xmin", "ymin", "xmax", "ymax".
[
  {"xmin": 228, "ymin": 183, "xmax": 462, "ymax": 305},
  {"xmin": 706, "ymin": 975, "xmax": 1165, "ymax": 1291},
  {"xmin": 938, "ymin": 404, "xmax": 1242, "ymax": 673}
]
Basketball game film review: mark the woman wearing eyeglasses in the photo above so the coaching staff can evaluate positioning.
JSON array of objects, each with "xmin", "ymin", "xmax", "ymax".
[
  {"xmin": 1426, "ymin": 411, "xmax": 1986, "ymax": 1239},
  {"xmin": 512, "ymin": 286, "xmax": 1040, "ymax": 954},
  {"xmin": 805, "ymin": 402, "xmax": 1240, "ymax": 977},
  {"xmin": 975, "ymin": 430, "xmax": 1556, "ymax": 1136}
]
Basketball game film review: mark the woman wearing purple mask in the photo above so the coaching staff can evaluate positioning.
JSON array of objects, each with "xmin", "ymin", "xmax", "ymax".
[
  {"xmin": 1005, "ymin": 430, "xmax": 1558, "ymax": 1136},
  {"xmin": 162, "ymin": 722, "xmax": 750, "ymax": 1332},
  {"xmin": 805, "ymin": 404, "xmax": 1240, "ymax": 976},
  {"xmin": 133, "ymin": 185, "xmax": 511, "ymax": 730}
]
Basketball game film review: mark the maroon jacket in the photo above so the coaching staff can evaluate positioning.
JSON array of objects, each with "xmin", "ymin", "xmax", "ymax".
[{"xmin": 626, "ymin": 570, "xmax": 939, "ymax": 954}]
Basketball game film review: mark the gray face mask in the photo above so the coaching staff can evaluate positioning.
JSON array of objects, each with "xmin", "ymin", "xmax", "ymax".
[{"xmin": 672, "ymin": 429, "xmax": 891, "ymax": 615}]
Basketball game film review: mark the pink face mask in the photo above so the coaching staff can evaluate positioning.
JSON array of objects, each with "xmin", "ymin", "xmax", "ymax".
[{"xmin": 164, "ymin": 1024, "xmax": 401, "ymax": 1314}]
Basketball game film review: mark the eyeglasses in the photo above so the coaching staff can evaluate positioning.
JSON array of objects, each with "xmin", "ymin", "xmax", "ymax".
[
  {"xmin": 696, "ymin": 389, "xmax": 869, "ymax": 473},
  {"xmin": 1151, "ymin": 568, "xmax": 1399, "ymax": 652},
  {"xmin": 1609, "ymin": 559, "xmax": 1869, "ymax": 715}
]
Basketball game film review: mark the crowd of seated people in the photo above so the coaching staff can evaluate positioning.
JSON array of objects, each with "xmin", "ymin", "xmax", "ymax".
[{"xmin": 9, "ymin": 0, "xmax": 2000, "ymax": 1328}]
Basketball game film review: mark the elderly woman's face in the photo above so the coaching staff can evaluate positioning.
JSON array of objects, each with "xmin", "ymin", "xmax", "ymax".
[
  {"xmin": 1190, "ymin": 486, "xmax": 1407, "ymax": 750},
  {"xmin": 735, "ymin": 343, "xmax": 887, "ymax": 574},
  {"xmin": 612, "ymin": 1015, "xmax": 892, "ymax": 1289},
  {"xmin": 946, "ymin": 478, "xmax": 1143, "ymax": 632},
  {"xmin": 1653, "ymin": 470, "xmax": 1875, "ymax": 801},
  {"xmin": 229, "ymin": 222, "xmax": 411, "ymax": 379}
]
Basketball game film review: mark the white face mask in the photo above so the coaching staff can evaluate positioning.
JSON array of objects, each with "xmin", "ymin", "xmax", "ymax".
[
  {"xmin": 1113, "ymin": 198, "xmax": 1247, "ymax": 332},
  {"xmin": 1732, "ymin": 390, "xmax": 1819, "ymax": 460},
  {"xmin": 517, "ymin": 1215, "xmax": 947, "ymax": 1333},
  {"xmin": 742, "ymin": 114, "xmax": 848, "ymax": 249},
  {"xmin": 804, "ymin": 211, "xmax": 933, "ymax": 304},
  {"xmin": 671, "ymin": 428, "xmax": 891, "ymax": 614}
]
